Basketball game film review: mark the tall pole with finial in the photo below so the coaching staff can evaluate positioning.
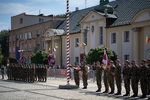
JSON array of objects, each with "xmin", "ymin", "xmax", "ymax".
[
  {"xmin": 85, "ymin": 0, "xmax": 87, "ymax": 8},
  {"xmin": 66, "ymin": 0, "xmax": 70, "ymax": 85}
]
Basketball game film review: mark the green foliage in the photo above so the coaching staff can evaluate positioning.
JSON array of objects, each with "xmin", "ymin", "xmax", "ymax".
[
  {"xmin": 9, "ymin": 58, "xmax": 18, "ymax": 64},
  {"xmin": 0, "ymin": 29, "xmax": 9, "ymax": 57},
  {"xmin": 55, "ymin": 12, "xmax": 72, "ymax": 17},
  {"xmin": 31, "ymin": 50, "xmax": 49, "ymax": 64},
  {"xmin": 2, "ymin": 57, "xmax": 7, "ymax": 65},
  {"xmin": 86, "ymin": 47, "xmax": 118, "ymax": 64}
]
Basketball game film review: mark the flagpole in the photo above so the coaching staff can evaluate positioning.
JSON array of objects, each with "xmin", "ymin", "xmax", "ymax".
[{"xmin": 66, "ymin": 0, "xmax": 70, "ymax": 85}]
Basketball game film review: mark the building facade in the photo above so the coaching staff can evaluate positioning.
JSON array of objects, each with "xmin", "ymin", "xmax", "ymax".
[
  {"xmin": 45, "ymin": 0, "xmax": 150, "ymax": 66},
  {"xmin": 9, "ymin": 13, "xmax": 65, "ymax": 62}
]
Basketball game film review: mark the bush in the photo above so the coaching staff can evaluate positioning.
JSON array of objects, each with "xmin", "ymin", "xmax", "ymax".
[
  {"xmin": 9, "ymin": 58, "xmax": 18, "ymax": 64},
  {"xmin": 31, "ymin": 50, "xmax": 49, "ymax": 64},
  {"xmin": 86, "ymin": 47, "xmax": 118, "ymax": 64}
]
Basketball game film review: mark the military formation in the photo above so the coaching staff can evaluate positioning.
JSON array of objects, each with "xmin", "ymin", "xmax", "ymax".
[
  {"xmin": 72, "ymin": 59, "xmax": 150, "ymax": 99},
  {"xmin": 6, "ymin": 64, "xmax": 47, "ymax": 83}
]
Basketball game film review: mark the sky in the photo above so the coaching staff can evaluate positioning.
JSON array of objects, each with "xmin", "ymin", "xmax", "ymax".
[{"xmin": 0, "ymin": 0, "xmax": 114, "ymax": 31}]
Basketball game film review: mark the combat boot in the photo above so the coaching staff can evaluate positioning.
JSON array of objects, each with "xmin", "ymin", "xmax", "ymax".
[
  {"xmin": 123, "ymin": 92, "xmax": 130, "ymax": 96},
  {"xmin": 82, "ymin": 87, "xmax": 87, "ymax": 89},
  {"xmin": 103, "ymin": 89, "xmax": 109, "ymax": 93},
  {"xmin": 109, "ymin": 90, "xmax": 114, "ymax": 94},
  {"xmin": 131, "ymin": 93, "xmax": 138, "ymax": 97},
  {"xmin": 140, "ymin": 94, "xmax": 146, "ymax": 98},
  {"xmin": 96, "ymin": 88, "xmax": 101, "ymax": 92},
  {"xmin": 115, "ymin": 91, "xmax": 121, "ymax": 95}
]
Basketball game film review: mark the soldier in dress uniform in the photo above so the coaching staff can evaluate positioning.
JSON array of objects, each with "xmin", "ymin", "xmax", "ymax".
[
  {"xmin": 95, "ymin": 61, "xmax": 103, "ymax": 92},
  {"xmin": 123, "ymin": 60, "xmax": 131, "ymax": 96},
  {"xmin": 130, "ymin": 59, "xmax": 140, "ymax": 97},
  {"xmin": 108, "ymin": 60, "xmax": 115, "ymax": 94},
  {"xmin": 81, "ymin": 61, "xmax": 88, "ymax": 89},
  {"xmin": 114, "ymin": 59, "xmax": 122, "ymax": 95},
  {"xmin": 102, "ymin": 64, "xmax": 109, "ymax": 93},
  {"xmin": 73, "ymin": 62, "xmax": 80, "ymax": 87},
  {"xmin": 140, "ymin": 59, "xmax": 148, "ymax": 98},
  {"xmin": 147, "ymin": 59, "xmax": 150, "ymax": 95},
  {"xmin": 1, "ymin": 65, "xmax": 4, "ymax": 79}
]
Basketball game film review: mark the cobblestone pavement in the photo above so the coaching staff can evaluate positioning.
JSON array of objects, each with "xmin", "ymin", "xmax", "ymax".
[{"xmin": 0, "ymin": 76, "xmax": 149, "ymax": 100}]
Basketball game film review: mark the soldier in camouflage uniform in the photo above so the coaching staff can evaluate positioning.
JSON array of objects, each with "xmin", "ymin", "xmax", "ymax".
[
  {"xmin": 44, "ymin": 65, "xmax": 47, "ymax": 82},
  {"xmin": 95, "ymin": 61, "xmax": 103, "ymax": 92},
  {"xmin": 147, "ymin": 59, "xmax": 150, "ymax": 95},
  {"xmin": 1, "ymin": 65, "xmax": 4, "ymax": 79},
  {"xmin": 123, "ymin": 60, "xmax": 131, "ymax": 96},
  {"xmin": 114, "ymin": 59, "xmax": 122, "ymax": 95},
  {"xmin": 140, "ymin": 59, "xmax": 148, "ymax": 98},
  {"xmin": 108, "ymin": 61, "xmax": 115, "ymax": 94},
  {"xmin": 102, "ymin": 64, "xmax": 109, "ymax": 93},
  {"xmin": 73, "ymin": 62, "xmax": 80, "ymax": 87},
  {"xmin": 81, "ymin": 61, "xmax": 88, "ymax": 89},
  {"xmin": 130, "ymin": 60, "xmax": 140, "ymax": 97}
]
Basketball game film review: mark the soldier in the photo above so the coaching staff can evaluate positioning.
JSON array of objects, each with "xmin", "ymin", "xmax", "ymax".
[
  {"xmin": 140, "ymin": 59, "xmax": 148, "ymax": 98},
  {"xmin": 108, "ymin": 61, "xmax": 115, "ymax": 94},
  {"xmin": 95, "ymin": 61, "xmax": 103, "ymax": 92},
  {"xmin": 81, "ymin": 61, "xmax": 88, "ymax": 89},
  {"xmin": 44, "ymin": 65, "xmax": 47, "ymax": 82},
  {"xmin": 123, "ymin": 60, "xmax": 131, "ymax": 96},
  {"xmin": 147, "ymin": 59, "xmax": 150, "ymax": 95},
  {"xmin": 1, "ymin": 65, "xmax": 4, "ymax": 79},
  {"xmin": 130, "ymin": 59, "xmax": 140, "ymax": 97},
  {"xmin": 102, "ymin": 64, "xmax": 109, "ymax": 93},
  {"xmin": 73, "ymin": 62, "xmax": 80, "ymax": 87},
  {"xmin": 114, "ymin": 59, "xmax": 122, "ymax": 95}
]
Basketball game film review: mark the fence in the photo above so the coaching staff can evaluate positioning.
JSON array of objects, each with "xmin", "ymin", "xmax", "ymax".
[{"xmin": 47, "ymin": 69, "xmax": 97, "ymax": 82}]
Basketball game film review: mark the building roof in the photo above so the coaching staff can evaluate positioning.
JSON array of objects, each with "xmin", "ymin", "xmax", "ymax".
[{"xmin": 57, "ymin": 0, "xmax": 150, "ymax": 34}]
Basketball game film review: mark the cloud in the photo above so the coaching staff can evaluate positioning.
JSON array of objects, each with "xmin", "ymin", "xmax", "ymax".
[{"xmin": 0, "ymin": 3, "xmax": 32, "ymax": 15}]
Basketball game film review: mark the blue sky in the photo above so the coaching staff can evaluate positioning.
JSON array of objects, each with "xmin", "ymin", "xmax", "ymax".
[{"xmin": 0, "ymin": 0, "xmax": 114, "ymax": 31}]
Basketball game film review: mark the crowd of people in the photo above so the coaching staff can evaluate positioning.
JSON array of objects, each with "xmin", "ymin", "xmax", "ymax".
[
  {"xmin": 1, "ymin": 64, "xmax": 47, "ymax": 83},
  {"xmin": 72, "ymin": 59, "xmax": 150, "ymax": 98}
]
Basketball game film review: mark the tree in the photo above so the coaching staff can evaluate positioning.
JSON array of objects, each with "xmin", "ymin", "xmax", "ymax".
[
  {"xmin": 0, "ymin": 29, "xmax": 9, "ymax": 58},
  {"xmin": 31, "ymin": 50, "xmax": 49, "ymax": 64},
  {"xmin": 86, "ymin": 47, "xmax": 118, "ymax": 64}
]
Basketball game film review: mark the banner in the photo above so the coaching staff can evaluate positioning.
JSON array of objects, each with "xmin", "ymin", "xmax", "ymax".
[
  {"xmin": 59, "ymin": 69, "xmax": 67, "ymax": 76},
  {"xmin": 48, "ymin": 69, "xmax": 53, "ymax": 76}
]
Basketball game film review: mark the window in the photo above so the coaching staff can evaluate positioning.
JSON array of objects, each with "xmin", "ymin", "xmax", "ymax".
[
  {"xmin": 32, "ymin": 32, "xmax": 36, "ymax": 38},
  {"xmin": 13, "ymin": 47, "xmax": 15, "ymax": 52},
  {"xmin": 75, "ymin": 57, "xmax": 79, "ymax": 63},
  {"xmin": 13, "ymin": 35, "xmax": 16, "ymax": 41},
  {"xmin": 42, "ymin": 43, "xmax": 45, "ymax": 49},
  {"xmin": 17, "ymin": 35, "xmax": 19, "ymax": 39},
  {"xmin": 9, "ymin": 47, "xmax": 11, "ymax": 53},
  {"xmin": 20, "ymin": 34, "xmax": 22, "ymax": 40},
  {"xmin": 124, "ymin": 31, "xmax": 130, "ymax": 42},
  {"xmin": 28, "ymin": 44, "xmax": 32, "ymax": 51},
  {"xmin": 42, "ymin": 29, "xmax": 45, "ymax": 37},
  {"xmin": 75, "ymin": 38, "xmax": 79, "ymax": 47},
  {"xmin": 124, "ymin": 55, "xmax": 129, "ymax": 61},
  {"xmin": 9, "ymin": 36, "xmax": 11, "ymax": 42},
  {"xmin": 111, "ymin": 33, "xmax": 116, "ymax": 43},
  {"xmin": 99, "ymin": 27, "xmax": 103, "ymax": 45},
  {"xmin": 37, "ymin": 30, "xmax": 40, "ymax": 35},
  {"xmin": 23, "ymin": 45, "xmax": 27, "ymax": 51},
  {"xmin": 20, "ymin": 18, "xmax": 23, "ymax": 24},
  {"xmin": 28, "ymin": 32, "xmax": 32, "ymax": 39},
  {"xmin": 83, "ymin": 30, "xmax": 87, "ymax": 45},
  {"xmin": 17, "ymin": 41, "xmax": 19, "ymax": 47},
  {"xmin": 24, "ymin": 33, "xmax": 27, "ymax": 40},
  {"xmin": 37, "ymin": 37, "xmax": 40, "ymax": 44},
  {"xmin": 20, "ymin": 45, "xmax": 22, "ymax": 50},
  {"xmin": 39, "ymin": 18, "xmax": 44, "ymax": 23}
]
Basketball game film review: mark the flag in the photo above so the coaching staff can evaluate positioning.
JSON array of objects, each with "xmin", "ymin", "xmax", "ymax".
[
  {"xmin": 102, "ymin": 50, "xmax": 109, "ymax": 69},
  {"xmin": 53, "ymin": 48, "xmax": 56, "ymax": 52},
  {"xmin": 72, "ymin": 67, "xmax": 81, "ymax": 70},
  {"xmin": 54, "ymin": 46, "xmax": 58, "ymax": 49},
  {"xmin": 7, "ymin": 59, "xmax": 10, "ymax": 66},
  {"xmin": 78, "ymin": 43, "xmax": 82, "ymax": 46},
  {"xmin": 83, "ymin": 43, "xmax": 86, "ymax": 46},
  {"xmin": 48, "ymin": 47, "xmax": 50, "ymax": 51},
  {"xmin": 146, "ymin": 36, "xmax": 150, "ymax": 45}
]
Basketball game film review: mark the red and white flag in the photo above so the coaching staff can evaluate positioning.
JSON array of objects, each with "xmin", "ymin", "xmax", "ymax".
[
  {"xmin": 102, "ymin": 50, "xmax": 109, "ymax": 69},
  {"xmin": 7, "ymin": 59, "xmax": 10, "ymax": 67},
  {"xmin": 53, "ymin": 48, "xmax": 56, "ymax": 52}
]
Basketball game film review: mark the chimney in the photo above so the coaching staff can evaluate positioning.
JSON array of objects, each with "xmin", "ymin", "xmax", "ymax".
[
  {"xmin": 76, "ymin": 7, "xmax": 79, "ymax": 11},
  {"xmin": 104, "ymin": 9, "xmax": 108, "ymax": 16}
]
